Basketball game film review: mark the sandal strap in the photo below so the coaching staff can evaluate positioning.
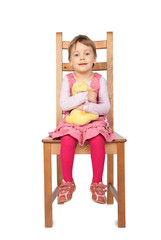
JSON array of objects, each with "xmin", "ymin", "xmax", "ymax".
[
  {"xmin": 58, "ymin": 182, "xmax": 74, "ymax": 192},
  {"xmin": 92, "ymin": 183, "xmax": 107, "ymax": 194}
]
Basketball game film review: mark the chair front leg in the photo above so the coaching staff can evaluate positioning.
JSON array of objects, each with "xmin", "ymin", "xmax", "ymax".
[
  {"xmin": 117, "ymin": 142, "xmax": 126, "ymax": 228},
  {"xmin": 107, "ymin": 154, "xmax": 114, "ymax": 204},
  {"xmin": 44, "ymin": 143, "xmax": 52, "ymax": 227}
]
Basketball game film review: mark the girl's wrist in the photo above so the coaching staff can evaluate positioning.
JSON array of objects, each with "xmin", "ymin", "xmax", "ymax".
[{"xmin": 76, "ymin": 104, "xmax": 84, "ymax": 110}]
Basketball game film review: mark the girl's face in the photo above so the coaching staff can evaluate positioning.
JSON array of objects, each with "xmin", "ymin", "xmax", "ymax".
[{"xmin": 69, "ymin": 42, "xmax": 96, "ymax": 74}]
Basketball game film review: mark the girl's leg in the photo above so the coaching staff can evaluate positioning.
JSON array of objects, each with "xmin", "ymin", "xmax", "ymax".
[
  {"xmin": 88, "ymin": 134, "xmax": 105, "ymax": 183},
  {"xmin": 60, "ymin": 135, "xmax": 77, "ymax": 182}
]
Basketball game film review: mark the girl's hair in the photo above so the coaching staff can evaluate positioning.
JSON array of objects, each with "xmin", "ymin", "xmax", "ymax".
[{"xmin": 68, "ymin": 35, "xmax": 97, "ymax": 60}]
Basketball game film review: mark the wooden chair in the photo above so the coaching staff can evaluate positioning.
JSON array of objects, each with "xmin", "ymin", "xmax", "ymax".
[{"xmin": 42, "ymin": 32, "xmax": 127, "ymax": 228}]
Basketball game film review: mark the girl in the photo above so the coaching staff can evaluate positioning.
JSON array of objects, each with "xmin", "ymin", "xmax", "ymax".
[{"xmin": 49, "ymin": 35, "xmax": 115, "ymax": 204}]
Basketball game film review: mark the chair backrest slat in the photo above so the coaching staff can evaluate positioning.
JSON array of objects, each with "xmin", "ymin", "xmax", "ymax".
[
  {"xmin": 63, "ymin": 62, "xmax": 107, "ymax": 71},
  {"xmin": 63, "ymin": 40, "xmax": 107, "ymax": 49},
  {"xmin": 56, "ymin": 32, "xmax": 114, "ymax": 131}
]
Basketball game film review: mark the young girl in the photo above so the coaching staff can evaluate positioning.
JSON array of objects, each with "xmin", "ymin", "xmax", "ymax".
[{"xmin": 49, "ymin": 35, "xmax": 115, "ymax": 204}]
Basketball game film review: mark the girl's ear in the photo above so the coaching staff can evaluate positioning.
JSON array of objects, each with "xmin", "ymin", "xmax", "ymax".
[
  {"xmin": 69, "ymin": 58, "xmax": 73, "ymax": 66},
  {"xmin": 93, "ymin": 56, "xmax": 96, "ymax": 64},
  {"xmin": 92, "ymin": 57, "xmax": 96, "ymax": 68}
]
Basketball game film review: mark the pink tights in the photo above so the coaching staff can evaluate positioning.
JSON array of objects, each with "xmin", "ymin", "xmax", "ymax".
[{"xmin": 60, "ymin": 134, "xmax": 105, "ymax": 183}]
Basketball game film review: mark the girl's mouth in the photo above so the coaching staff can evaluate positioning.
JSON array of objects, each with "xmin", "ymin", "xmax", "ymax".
[{"xmin": 79, "ymin": 63, "xmax": 87, "ymax": 65}]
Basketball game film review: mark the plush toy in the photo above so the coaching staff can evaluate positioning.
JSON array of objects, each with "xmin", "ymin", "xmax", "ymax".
[{"xmin": 65, "ymin": 81, "xmax": 99, "ymax": 126}]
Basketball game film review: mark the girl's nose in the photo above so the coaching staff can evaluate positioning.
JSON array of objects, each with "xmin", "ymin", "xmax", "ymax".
[{"xmin": 80, "ymin": 54, "xmax": 85, "ymax": 60}]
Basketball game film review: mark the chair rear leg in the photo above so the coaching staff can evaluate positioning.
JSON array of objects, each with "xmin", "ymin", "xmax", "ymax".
[
  {"xmin": 44, "ymin": 143, "xmax": 52, "ymax": 227},
  {"xmin": 107, "ymin": 154, "xmax": 114, "ymax": 204},
  {"xmin": 57, "ymin": 155, "xmax": 63, "ymax": 185},
  {"xmin": 117, "ymin": 143, "xmax": 126, "ymax": 227}
]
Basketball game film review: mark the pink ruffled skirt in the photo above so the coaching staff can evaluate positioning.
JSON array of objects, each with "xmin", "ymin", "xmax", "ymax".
[{"xmin": 49, "ymin": 116, "xmax": 115, "ymax": 146}]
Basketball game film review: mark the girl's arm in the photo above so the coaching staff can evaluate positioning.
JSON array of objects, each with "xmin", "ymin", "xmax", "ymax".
[
  {"xmin": 59, "ymin": 75, "xmax": 88, "ymax": 111},
  {"xmin": 83, "ymin": 76, "xmax": 111, "ymax": 115}
]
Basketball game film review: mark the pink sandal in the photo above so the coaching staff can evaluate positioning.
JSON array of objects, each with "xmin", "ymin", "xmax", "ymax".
[
  {"xmin": 90, "ymin": 182, "xmax": 107, "ymax": 204},
  {"xmin": 58, "ymin": 180, "xmax": 76, "ymax": 204}
]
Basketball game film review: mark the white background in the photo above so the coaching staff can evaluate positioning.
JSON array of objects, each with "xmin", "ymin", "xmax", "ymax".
[{"xmin": 0, "ymin": 0, "xmax": 161, "ymax": 239}]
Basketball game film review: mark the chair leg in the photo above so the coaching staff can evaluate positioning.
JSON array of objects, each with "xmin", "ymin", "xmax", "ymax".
[
  {"xmin": 117, "ymin": 143, "xmax": 126, "ymax": 228},
  {"xmin": 107, "ymin": 154, "xmax": 114, "ymax": 204},
  {"xmin": 44, "ymin": 143, "xmax": 52, "ymax": 227},
  {"xmin": 57, "ymin": 155, "xmax": 63, "ymax": 185}
]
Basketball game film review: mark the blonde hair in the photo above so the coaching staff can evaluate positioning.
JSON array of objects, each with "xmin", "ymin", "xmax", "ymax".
[{"xmin": 68, "ymin": 35, "xmax": 97, "ymax": 61}]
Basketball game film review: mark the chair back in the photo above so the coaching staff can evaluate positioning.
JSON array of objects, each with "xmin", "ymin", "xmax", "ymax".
[{"xmin": 56, "ymin": 32, "xmax": 114, "ymax": 130}]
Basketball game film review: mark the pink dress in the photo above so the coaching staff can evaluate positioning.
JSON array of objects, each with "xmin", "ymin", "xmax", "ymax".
[{"xmin": 49, "ymin": 73, "xmax": 115, "ymax": 146}]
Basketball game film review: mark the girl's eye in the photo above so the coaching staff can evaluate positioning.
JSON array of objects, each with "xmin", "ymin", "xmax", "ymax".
[
  {"xmin": 74, "ymin": 53, "xmax": 79, "ymax": 56},
  {"xmin": 85, "ymin": 53, "xmax": 90, "ymax": 56}
]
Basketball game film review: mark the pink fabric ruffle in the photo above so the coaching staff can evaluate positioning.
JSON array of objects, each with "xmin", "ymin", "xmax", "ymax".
[{"xmin": 49, "ymin": 116, "xmax": 115, "ymax": 146}]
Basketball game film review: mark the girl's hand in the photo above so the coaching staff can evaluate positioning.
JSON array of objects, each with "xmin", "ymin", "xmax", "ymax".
[
  {"xmin": 75, "ymin": 104, "xmax": 84, "ymax": 111},
  {"xmin": 88, "ymin": 89, "xmax": 97, "ymax": 103}
]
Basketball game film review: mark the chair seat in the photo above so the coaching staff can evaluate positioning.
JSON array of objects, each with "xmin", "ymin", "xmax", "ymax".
[{"xmin": 42, "ymin": 131, "xmax": 126, "ymax": 143}]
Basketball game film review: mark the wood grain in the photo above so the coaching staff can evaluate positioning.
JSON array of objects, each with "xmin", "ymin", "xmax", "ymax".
[
  {"xmin": 107, "ymin": 32, "xmax": 113, "ymax": 131},
  {"xmin": 117, "ymin": 143, "xmax": 126, "ymax": 227},
  {"xmin": 56, "ymin": 32, "xmax": 63, "ymax": 127},
  {"xmin": 44, "ymin": 143, "xmax": 52, "ymax": 227},
  {"xmin": 63, "ymin": 62, "xmax": 107, "ymax": 71},
  {"xmin": 62, "ymin": 40, "xmax": 107, "ymax": 49}
]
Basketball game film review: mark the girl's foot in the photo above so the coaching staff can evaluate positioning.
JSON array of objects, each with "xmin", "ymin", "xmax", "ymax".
[
  {"xmin": 58, "ymin": 180, "xmax": 76, "ymax": 204},
  {"xmin": 90, "ymin": 182, "xmax": 107, "ymax": 204}
]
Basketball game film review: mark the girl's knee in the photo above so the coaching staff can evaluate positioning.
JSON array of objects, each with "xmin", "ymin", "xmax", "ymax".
[
  {"xmin": 61, "ymin": 135, "xmax": 77, "ymax": 146},
  {"xmin": 89, "ymin": 134, "xmax": 105, "ymax": 146}
]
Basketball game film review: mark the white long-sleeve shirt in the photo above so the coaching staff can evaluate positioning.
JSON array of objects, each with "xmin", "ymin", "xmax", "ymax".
[{"xmin": 59, "ymin": 74, "xmax": 110, "ymax": 116}]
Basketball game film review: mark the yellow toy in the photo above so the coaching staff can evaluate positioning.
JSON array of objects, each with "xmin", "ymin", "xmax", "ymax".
[{"xmin": 66, "ymin": 81, "xmax": 99, "ymax": 126}]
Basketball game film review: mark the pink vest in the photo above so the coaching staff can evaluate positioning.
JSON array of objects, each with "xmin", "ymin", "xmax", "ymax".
[
  {"xmin": 63, "ymin": 72, "xmax": 102, "ymax": 115},
  {"xmin": 67, "ymin": 72, "xmax": 101, "ymax": 98}
]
